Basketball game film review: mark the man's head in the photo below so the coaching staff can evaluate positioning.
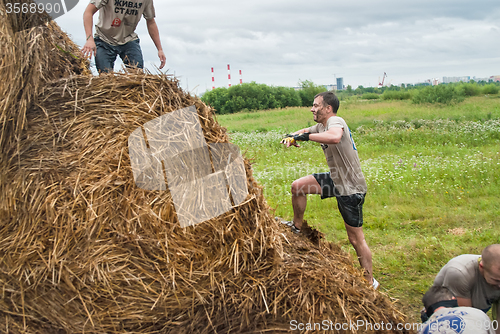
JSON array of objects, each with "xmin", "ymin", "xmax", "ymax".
[
  {"xmin": 479, "ymin": 244, "xmax": 500, "ymax": 289},
  {"xmin": 315, "ymin": 91, "xmax": 340, "ymax": 114},
  {"xmin": 422, "ymin": 286, "xmax": 457, "ymax": 315},
  {"xmin": 423, "ymin": 286, "xmax": 454, "ymax": 309},
  {"xmin": 310, "ymin": 92, "xmax": 339, "ymax": 125}
]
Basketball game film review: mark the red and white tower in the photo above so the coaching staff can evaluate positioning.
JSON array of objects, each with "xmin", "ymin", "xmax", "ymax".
[
  {"xmin": 211, "ymin": 67, "xmax": 215, "ymax": 90},
  {"xmin": 227, "ymin": 64, "xmax": 231, "ymax": 87},
  {"xmin": 239, "ymin": 70, "xmax": 242, "ymax": 84}
]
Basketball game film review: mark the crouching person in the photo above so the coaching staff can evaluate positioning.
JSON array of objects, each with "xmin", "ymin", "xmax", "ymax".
[{"xmin": 419, "ymin": 286, "xmax": 495, "ymax": 334}]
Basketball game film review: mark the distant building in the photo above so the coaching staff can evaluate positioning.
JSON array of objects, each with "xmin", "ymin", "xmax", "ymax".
[
  {"xmin": 471, "ymin": 76, "xmax": 489, "ymax": 82},
  {"xmin": 336, "ymin": 77, "xmax": 344, "ymax": 91},
  {"xmin": 490, "ymin": 75, "xmax": 500, "ymax": 82},
  {"xmin": 442, "ymin": 76, "xmax": 471, "ymax": 84},
  {"xmin": 424, "ymin": 79, "xmax": 440, "ymax": 86}
]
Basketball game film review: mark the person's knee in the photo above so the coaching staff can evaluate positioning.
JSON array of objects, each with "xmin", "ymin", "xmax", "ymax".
[{"xmin": 291, "ymin": 180, "xmax": 302, "ymax": 196}]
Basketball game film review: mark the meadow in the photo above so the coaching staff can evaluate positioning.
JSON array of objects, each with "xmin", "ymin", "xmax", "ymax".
[{"xmin": 216, "ymin": 96, "xmax": 500, "ymax": 322}]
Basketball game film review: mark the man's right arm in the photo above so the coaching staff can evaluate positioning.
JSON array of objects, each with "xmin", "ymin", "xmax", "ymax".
[{"xmin": 82, "ymin": 4, "xmax": 99, "ymax": 58}]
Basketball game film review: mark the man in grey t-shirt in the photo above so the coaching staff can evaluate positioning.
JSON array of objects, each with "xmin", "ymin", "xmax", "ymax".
[
  {"xmin": 280, "ymin": 91, "xmax": 376, "ymax": 289},
  {"xmin": 81, "ymin": 0, "xmax": 166, "ymax": 73},
  {"xmin": 432, "ymin": 244, "xmax": 500, "ymax": 333}
]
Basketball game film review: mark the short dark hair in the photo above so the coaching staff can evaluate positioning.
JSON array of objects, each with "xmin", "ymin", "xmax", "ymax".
[
  {"xmin": 422, "ymin": 286, "xmax": 454, "ymax": 309},
  {"xmin": 315, "ymin": 91, "xmax": 340, "ymax": 114}
]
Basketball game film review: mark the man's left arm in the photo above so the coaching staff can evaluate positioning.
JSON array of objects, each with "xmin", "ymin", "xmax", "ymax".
[{"xmin": 146, "ymin": 18, "xmax": 166, "ymax": 69}]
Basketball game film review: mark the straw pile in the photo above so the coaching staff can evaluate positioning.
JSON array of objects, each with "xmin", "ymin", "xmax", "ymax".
[{"xmin": 0, "ymin": 4, "xmax": 412, "ymax": 334}]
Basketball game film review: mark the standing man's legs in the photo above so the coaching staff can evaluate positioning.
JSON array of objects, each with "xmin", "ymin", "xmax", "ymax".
[{"xmin": 289, "ymin": 173, "xmax": 375, "ymax": 287}]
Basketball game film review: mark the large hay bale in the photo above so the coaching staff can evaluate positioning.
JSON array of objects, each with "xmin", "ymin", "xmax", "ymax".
[{"xmin": 0, "ymin": 5, "xmax": 412, "ymax": 334}]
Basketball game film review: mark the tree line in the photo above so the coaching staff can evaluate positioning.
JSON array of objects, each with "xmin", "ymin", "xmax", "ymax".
[
  {"xmin": 201, "ymin": 80, "xmax": 326, "ymax": 114},
  {"xmin": 201, "ymin": 80, "xmax": 500, "ymax": 114}
]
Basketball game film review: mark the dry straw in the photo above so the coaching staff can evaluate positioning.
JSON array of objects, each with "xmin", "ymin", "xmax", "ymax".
[{"xmin": 0, "ymin": 3, "xmax": 412, "ymax": 333}]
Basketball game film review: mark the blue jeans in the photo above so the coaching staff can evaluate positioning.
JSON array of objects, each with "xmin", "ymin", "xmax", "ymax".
[{"xmin": 95, "ymin": 37, "xmax": 144, "ymax": 73}]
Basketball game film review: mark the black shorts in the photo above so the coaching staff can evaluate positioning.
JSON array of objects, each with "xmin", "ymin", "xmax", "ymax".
[{"xmin": 312, "ymin": 172, "xmax": 365, "ymax": 228}]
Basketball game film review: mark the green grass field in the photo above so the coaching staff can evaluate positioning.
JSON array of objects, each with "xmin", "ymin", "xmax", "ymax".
[{"xmin": 216, "ymin": 96, "xmax": 500, "ymax": 322}]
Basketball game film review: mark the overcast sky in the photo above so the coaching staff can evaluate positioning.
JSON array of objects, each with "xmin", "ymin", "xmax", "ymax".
[{"xmin": 55, "ymin": 0, "xmax": 500, "ymax": 96}]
